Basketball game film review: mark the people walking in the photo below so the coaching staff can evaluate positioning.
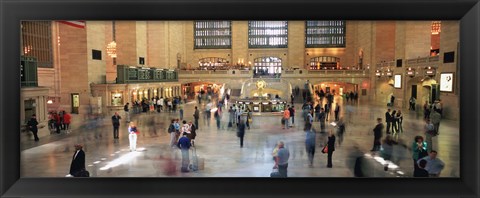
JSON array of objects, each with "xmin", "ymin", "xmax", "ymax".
[
  {"xmin": 305, "ymin": 123, "xmax": 316, "ymax": 167},
  {"xmin": 237, "ymin": 118, "xmax": 246, "ymax": 148},
  {"xmin": 430, "ymin": 110, "xmax": 441, "ymax": 135},
  {"xmin": 283, "ymin": 107, "xmax": 290, "ymax": 129},
  {"xmin": 334, "ymin": 102, "xmax": 340, "ymax": 121},
  {"xmin": 391, "ymin": 110, "xmax": 397, "ymax": 133},
  {"xmin": 319, "ymin": 108, "xmax": 326, "ymax": 132},
  {"xmin": 423, "ymin": 101, "xmax": 431, "ymax": 120},
  {"xmin": 111, "ymin": 112, "xmax": 121, "ymax": 141},
  {"xmin": 409, "ymin": 96, "xmax": 416, "ymax": 111},
  {"xmin": 335, "ymin": 117, "xmax": 345, "ymax": 146},
  {"xmin": 396, "ymin": 110, "xmax": 403, "ymax": 133},
  {"xmin": 193, "ymin": 106, "xmax": 200, "ymax": 130},
  {"xmin": 371, "ymin": 118, "xmax": 384, "ymax": 151},
  {"xmin": 27, "ymin": 114, "xmax": 39, "ymax": 142},
  {"xmin": 124, "ymin": 103, "xmax": 130, "ymax": 122},
  {"xmin": 214, "ymin": 109, "xmax": 221, "ymax": 130},
  {"xmin": 288, "ymin": 105, "xmax": 295, "ymax": 126},
  {"xmin": 424, "ymin": 119, "xmax": 436, "ymax": 152}
]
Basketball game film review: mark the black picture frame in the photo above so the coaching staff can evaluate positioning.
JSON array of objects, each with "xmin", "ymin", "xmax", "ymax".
[{"xmin": 1, "ymin": 0, "xmax": 479, "ymax": 198}]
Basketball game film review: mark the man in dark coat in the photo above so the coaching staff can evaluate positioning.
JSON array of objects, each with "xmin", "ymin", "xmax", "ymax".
[
  {"xmin": 69, "ymin": 144, "xmax": 86, "ymax": 177},
  {"xmin": 385, "ymin": 109, "xmax": 392, "ymax": 134},
  {"xmin": 327, "ymin": 130, "xmax": 336, "ymax": 168},
  {"xmin": 371, "ymin": 118, "xmax": 384, "ymax": 151},
  {"xmin": 193, "ymin": 106, "xmax": 200, "ymax": 130},
  {"xmin": 237, "ymin": 118, "xmax": 246, "ymax": 148},
  {"xmin": 27, "ymin": 114, "xmax": 39, "ymax": 141},
  {"xmin": 111, "ymin": 112, "xmax": 121, "ymax": 141},
  {"xmin": 334, "ymin": 103, "xmax": 340, "ymax": 121}
]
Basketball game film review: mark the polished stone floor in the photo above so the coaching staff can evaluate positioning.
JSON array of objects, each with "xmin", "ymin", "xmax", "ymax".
[{"xmin": 21, "ymin": 96, "xmax": 460, "ymax": 177}]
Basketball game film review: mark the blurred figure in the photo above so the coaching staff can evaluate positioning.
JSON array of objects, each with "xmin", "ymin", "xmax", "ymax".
[
  {"xmin": 69, "ymin": 144, "xmax": 85, "ymax": 177},
  {"xmin": 188, "ymin": 121, "xmax": 197, "ymax": 146},
  {"xmin": 179, "ymin": 102, "xmax": 184, "ymax": 120},
  {"xmin": 396, "ymin": 110, "xmax": 403, "ymax": 133},
  {"xmin": 424, "ymin": 119, "xmax": 435, "ymax": 152},
  {"xmin": 430, "ymin": 110, "xmax": 441, "ymax": 135},
  {"xmin": 193, "ymin": 106, "xmax": 200, "ymax": 130},
  {"xmin": 381, "ymin": 135, "xmax": 397, "ymax": 170},
  {"xmin": 214, "ymin": 109, "xmax": 221, "ymax": 130},
  {"xmin": 326, "ymin": 130, "xmax": 336, "ymax": 168},
  {"xmin": 128, "ymin": 122, "xmax": 139, "ymax": 152},
  {"xmin": 385, "ymin": 109, "xmax": 392, "ymax": 134},
  {"xmin": 334, "ymin": 102, "xmax": 340, "ymax": 121},
  {"xmin": 335, "ymin": 117, "xmax": 346, "ymax": 146},
  {"xmin": 168, "ymin": 119, "xmax": 177, "ymax": 148},
  {"xmin": 27, "ymin": 114, "xmax": 39, "ymax": 142},
  {"xmin": 304, "ymin": 123, "xmax": 316, "ymax": 167},
  {"xmin": 319, "ymin": 108, "xmax": 326, "ymax": 132},
  {"xmin": 237, "ymin": 118, "xmax": 246, "ymax": 148},
  {"xmin": 283, "ymin": 106, "xmax": 290, "ymax": 129},
  {"xmin": 423, "ymin": 101, "xmax": 431, "ymax": 120},
  {"xmin": 274, "ymin": 141, "xmax": 290, "ymax": 177},
  {"xmin": 63, "ymin": 111, "xmax": 71, "ymax": 133},
  {"xmin": 418, "ymin": 150, "xmax": 445, "ymax": 177},
  {"xmin": 124, "ymin": 103, "xmax": 130, "ymax": 122},
  {"xmin": 370, "ymin": 118, "xmax": 384, "ymax": 151}
]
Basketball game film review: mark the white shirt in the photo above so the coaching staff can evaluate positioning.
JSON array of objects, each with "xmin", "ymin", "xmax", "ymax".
[
  {"xmin": 73, "ymin": 150, "xmax": 80, "ymax": 159},
  {"xmin": 159, "ymin": 98, "xmax": 164, "ymax": 105}
]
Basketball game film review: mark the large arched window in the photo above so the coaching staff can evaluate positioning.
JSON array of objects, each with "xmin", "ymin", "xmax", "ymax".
[
  {"xmin": 248, "ymin": 21, "xmax": 288, "ymax": 48},
  {"xmin": 305, "ymin": 20, "xmax": 346, "ymax": 48},
  {"xmin": 253, "ymin": 57, "xmax": 282, "ymax": 77},
  {"xmin": 194, "ymin": 21, "xmax": 232, "ymax": 49},
  {"xmin": 21, "ymin": 21, "xmax": 53, "ymax": 68},
  {"xmin": 198, "ymin": 57, "xmax": 229, "ymax": 70},
  {"xmin": 309, "ymin": 56, "xmax": 340, "ymax": 70}
]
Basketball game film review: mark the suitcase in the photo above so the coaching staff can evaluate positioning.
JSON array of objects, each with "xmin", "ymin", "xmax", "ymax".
[{"xmin": 270, "ymin": 168, "xmax": 281, "ymax": 178}]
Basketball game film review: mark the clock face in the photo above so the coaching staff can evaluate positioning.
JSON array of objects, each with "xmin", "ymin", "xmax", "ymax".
[{"xmin": 256, "ymin": 80, "xmax": 266, "ymax": 89}]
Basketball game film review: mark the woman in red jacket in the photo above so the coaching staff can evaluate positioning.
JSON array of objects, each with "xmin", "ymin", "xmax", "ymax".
[{"xmin": 63, "ymin": 111, "xmax": 71, "ymax": 133}]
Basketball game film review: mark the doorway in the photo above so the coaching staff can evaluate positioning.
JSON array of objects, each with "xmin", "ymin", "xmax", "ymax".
[
  {"xmin": 71, "ymin": 93, "xmax": 79, "ymax": 114},
  {"xmin": 411, "ymin": 85, "xmax": 417, "ymax": 99}
]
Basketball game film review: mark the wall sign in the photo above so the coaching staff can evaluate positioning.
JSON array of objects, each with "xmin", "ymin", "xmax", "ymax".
[
  {"xmin": 440, "ymin": 72, "xmax": 454, "ymax": 92},
  {"xmin": 394, "ymin": 74, "xmax": 402, "ymax": 88}
]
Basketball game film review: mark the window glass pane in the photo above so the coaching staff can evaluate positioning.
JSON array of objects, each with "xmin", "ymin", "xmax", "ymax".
[
  {"xmin": 305, "ymin": 20, "xmax": 345, "ymax": 48},
  {"xmin": 248, "ymin": 21, "xmax": 288, "ymax": 48},
  {"xmin": 194, "ymin": 21, "xmax": 232, "ymax": 49},
  {"xmin": 21, "ymin": 21, "xmax": 53, "ymax": 68}
]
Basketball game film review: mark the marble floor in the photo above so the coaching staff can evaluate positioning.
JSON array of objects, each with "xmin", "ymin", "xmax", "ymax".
[{"xmin": 21, "ymin": 97, "xmax": 460, "ymax": 177}]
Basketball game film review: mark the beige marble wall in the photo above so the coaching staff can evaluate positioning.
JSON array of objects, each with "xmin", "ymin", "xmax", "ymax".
[{"xmin": 86, "ymin": 21, "xmax": 107, "ymax": 85}]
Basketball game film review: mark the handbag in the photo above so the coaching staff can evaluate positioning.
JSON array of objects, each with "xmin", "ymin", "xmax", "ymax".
[
  {"xmin": 270, "ymin": 168, "xmax": 281, "ymax": 178},
  {"xmin": 321, "ymin": 144, "xmax": 328, "ymax": 154}
]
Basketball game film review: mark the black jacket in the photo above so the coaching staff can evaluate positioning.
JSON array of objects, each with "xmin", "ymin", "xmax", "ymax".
[
  {"xmin": 373, "ymin": 123, "xmax": 384, "ymax": 139},
  {"xmin": 111, "ymin": 115, "xmax": 121, "ymax": 127},
  {"xmin": 27, "ymin": 118, "xmax": 38, "ymax": 131},
  {"xmin": 327, "ymin": 135, "xmax": 336, "ymax": 152},
  {"xmin": 69, "ymin": 150, "xmax": 85, "ymax": 175},
  {"xmin": 385, "ymin": 112, "xmax": 392, "ymax": 122}
]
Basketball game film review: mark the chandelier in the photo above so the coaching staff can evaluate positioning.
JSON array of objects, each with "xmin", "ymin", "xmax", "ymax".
[{"xmin": 106, "ymin": 41, "xmax": 117, "ymax": 58}]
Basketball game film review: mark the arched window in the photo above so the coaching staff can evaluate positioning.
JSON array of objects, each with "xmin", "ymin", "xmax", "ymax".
[
  {"xmin": 305, "ymin": 20, "xmax": 346, "ymax": 48},
  {"xmin": 198, "ymin": 57, "xmax": 229, "ymax": 70},
  {"xmin": 253, "ymin": 57, "xmax": 282, "ymax": 77},
  {"xmin": 194, "ymin": 21, "xmax": 232, "ymax": 49},
  {"xmin": 248, "ymin": 21, "xmax": 288, "ymax": 48},
  {"xmin": 309, "ymin": 56, "xmax": 340, "ymax": 70},
  {"xmin": 21, "ymin": 21, "xmax": 53, "ymax": 68}
]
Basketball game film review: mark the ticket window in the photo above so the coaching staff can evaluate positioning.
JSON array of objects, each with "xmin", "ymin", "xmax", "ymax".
[{"xmin": 111, "ymin": 92, "xmax": 123, "ymax": 106}]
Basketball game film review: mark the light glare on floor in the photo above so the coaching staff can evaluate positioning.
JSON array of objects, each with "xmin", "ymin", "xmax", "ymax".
[{"xmin": 99, "ymin": 152, "xmax": 141, "ymax": 171}]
